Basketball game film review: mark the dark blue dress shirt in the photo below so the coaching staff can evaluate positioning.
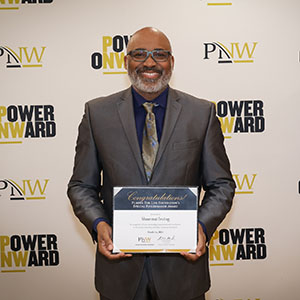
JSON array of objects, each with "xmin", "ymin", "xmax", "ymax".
[{"xmin": 132, "ymin": 86, "xmax": 168, "ymax": 151}]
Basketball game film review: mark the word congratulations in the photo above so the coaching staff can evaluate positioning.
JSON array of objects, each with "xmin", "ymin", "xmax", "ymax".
[{"xmin": 127, "ymin": 191, "xmax": 187, "ymax": 202}]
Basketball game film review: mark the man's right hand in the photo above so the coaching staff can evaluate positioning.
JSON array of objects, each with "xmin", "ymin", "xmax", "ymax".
[{"xmin": 96, "ymin": 221, "xmax": 132, "ymax": 260}]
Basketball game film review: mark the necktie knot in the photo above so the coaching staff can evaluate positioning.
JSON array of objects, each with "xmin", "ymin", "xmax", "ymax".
[{"xmin": 142, "ymin": 102, "xmax": 155, "ymax": 113}]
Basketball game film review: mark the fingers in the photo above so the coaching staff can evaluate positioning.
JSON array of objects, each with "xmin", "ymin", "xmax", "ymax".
[
  {"xmin": 97, "ymin": 221, "xmax": 113, "ymax": 252},
  {"xmin": 96, "ymin": 221, "xmax": 132, "ymax": 260},
  {"xmin": 196, "ymin": 223, "xmax": 207, "ymax": 256},
  {"xmin": 180, "ymin": 223, "xmax": 207, "ymax": 262},
  {"xmin": 180, "ymin": 251, "xmax": 201, "ymax": 262}
]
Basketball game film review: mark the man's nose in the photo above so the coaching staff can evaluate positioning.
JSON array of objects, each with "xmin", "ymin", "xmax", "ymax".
[{"xmin": 143, "ymin": 54, "xmax": 156, "ymax": 67}]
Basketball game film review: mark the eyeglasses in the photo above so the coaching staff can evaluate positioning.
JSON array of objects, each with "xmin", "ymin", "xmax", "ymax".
[{"xmin": 127, "ymin": 49, "xmax": 172, "ymax": 62}]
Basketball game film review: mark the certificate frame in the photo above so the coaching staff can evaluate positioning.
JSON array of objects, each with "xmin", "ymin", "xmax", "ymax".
[{"xmin": 112, "ymin": 186, "xmax": 198, "ymax": 254}]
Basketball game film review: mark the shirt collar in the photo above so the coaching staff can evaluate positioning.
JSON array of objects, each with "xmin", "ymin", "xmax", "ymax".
[{"xmin": 132, "ymin": 86, "xmax": 168, "ymax": 108}]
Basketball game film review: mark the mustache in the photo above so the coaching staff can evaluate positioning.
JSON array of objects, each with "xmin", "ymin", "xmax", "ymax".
[{"xmin": 136, "ymin": 66, "xmax": 163, "ymax": 75}]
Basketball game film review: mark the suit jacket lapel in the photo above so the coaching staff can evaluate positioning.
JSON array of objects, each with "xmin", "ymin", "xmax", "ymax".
[
  {"xmin": 117, "ymin": 88, "xmax": 145, "ymax": 178},
  {"xmin": 154, "ymin": 88, "xmax": 182, "ymax": 171},
  {"xmin": 117, "ymin": 87, "xmax": 182, "ymax": 182}
]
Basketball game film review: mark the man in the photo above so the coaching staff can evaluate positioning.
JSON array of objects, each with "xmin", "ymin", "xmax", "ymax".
[{"xmin": 68, "ymin": 27, "xmax": 235, "ymax": 300}]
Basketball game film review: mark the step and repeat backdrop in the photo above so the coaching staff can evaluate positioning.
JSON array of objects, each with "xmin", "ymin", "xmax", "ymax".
[{"xmin": 1, "ymin": 0, "xmax": 299, "ymax": 299}]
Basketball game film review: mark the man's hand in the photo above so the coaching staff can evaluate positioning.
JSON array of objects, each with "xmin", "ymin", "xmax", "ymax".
[
  {"xmin": 96, "ymin": 221, "xmax": 132, "ymax": 260},
  {"xmin": 180, "ymin": 223, "xmax": 207, "ymax": 262}
]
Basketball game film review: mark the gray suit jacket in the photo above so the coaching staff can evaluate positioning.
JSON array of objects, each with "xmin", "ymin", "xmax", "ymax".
[{"xmin": 68, "ymin": 87, "xmax": 235, "ymax": 300}]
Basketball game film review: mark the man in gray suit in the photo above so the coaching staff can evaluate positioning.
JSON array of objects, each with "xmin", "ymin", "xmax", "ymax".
[{"xmin": 68, "ymin": 27, "xmax": 235, "ymax": 300}]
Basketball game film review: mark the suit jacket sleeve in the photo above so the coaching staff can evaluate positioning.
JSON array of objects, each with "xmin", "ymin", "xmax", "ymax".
[
  {"xmin": 67, "ymin": 102, "xmax": 108, "ymax": 237},
  {"xmin": 198, "ymin": 102, "xmax": 235, "ymax": 240}
]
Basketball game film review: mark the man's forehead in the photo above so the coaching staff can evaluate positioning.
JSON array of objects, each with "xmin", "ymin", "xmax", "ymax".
[{"xmin": 127, "ymin": 29, "xmax": 171, "ymax": 52}]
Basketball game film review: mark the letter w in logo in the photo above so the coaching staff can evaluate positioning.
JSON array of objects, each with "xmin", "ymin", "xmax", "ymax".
[{"xmin": 232, "ymin": 174, "xmax": 257, "ymax": 194}]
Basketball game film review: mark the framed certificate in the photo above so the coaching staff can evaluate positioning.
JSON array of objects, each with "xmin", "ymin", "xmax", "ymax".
[{"xmin": 112, "ymin": 186, "xmax": 198, "ymax": 253}]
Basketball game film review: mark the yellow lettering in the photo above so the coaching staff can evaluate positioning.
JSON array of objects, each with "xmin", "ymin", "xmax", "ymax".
[
  {"xmin": 0, "ymin": 122, "xmax": 25, "ymax": 138},
  {"xmin": 0, "ymin": 106, "xmax": 7, "ymax": 122},
  {"xmin": 114, "ymin": 52, "xmax": 124, "ymax": 69},
  {"xmin": 0, "ymin": 122, "xmax": 9, "ymax": 138},
  {"xmin": 209, "ymin": 245, "xmax": 221, "ymax": 261},
  {"xmin": 234, "ymin": 42, "xmax": 258, "ymax": 59},
  {"xmin": 218, "ymin": 117, "xmax": 235, "ymax": 133},
  {"xmin": 0, "ymin": 0, "xmax": 20, "ymax": 4},
  {"xmin": 209, "ymin": 244, "xmax": 237, "ymax": 261},
  {"xmin": 24, "ymin": 179, "xmax": 49, "ymax": 196},
  {"xmin": 9, "ymin": 122, "xmax": 25, "ymax": 138},
  {"xmin": 1, "ymin": 252, "xmax": 12, "ymax": 267},
  {"xmin": 0, "ymin": 236, "xmax": 10, "ymax": 252},
  {"xmin": 210, "ymin": 230, "xmax": 219, "ymax": 246},
  {"xmin": 233, "ymin": 174, "xmax": 257, "ymax": 190},
  {"xmin": 103, "ymin": 52, "xmax": 114, "ymax": 69},
  {"xmin": 102, "ymin": 36, "xmax": 112, "ymax": 53},
  {"xmin": 8, "ymin": 179, "xmax": 49, "ymax": 197},
  {"xmin": 217, "ymin": 42, "xmax": 258, "ymax": 59},
  {"xmin": 21, "ymin": 46, "xmax": 46, "ymax": 63},
  {"xmin": 13, "ymin": 251, "xmax": 28, "ymax": 267},
  {"xmin": 221, "ymin": 244, "xmax": 236, "ymax": 260}
]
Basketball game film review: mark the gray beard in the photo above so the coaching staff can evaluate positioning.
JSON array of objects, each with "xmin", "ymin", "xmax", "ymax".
[{"xmin": 128, "ymin": 70, "xmax": 172, "ymax": 94}]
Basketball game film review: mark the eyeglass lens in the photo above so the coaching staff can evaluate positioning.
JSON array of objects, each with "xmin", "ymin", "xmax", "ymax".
[{"xmin": 131, "ymin": 50, "xmax": 169, "ymax": 62}]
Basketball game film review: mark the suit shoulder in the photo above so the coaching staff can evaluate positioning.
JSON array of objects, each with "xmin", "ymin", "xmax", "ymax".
[
  {"xmin": 86, "ymin": 88, "xmax": 130, "ymax": 108},
  {"xmin": 171, "ymin": 88, "xmax": 213, "ymax": 109}
]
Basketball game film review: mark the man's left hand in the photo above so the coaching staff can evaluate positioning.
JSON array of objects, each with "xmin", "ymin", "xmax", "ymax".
[{"xmin": 180, "ymin": 223, "xmax": 207, "ymax": 262}]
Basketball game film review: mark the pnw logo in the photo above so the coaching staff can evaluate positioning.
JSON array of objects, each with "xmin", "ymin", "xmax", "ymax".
[
  {"xmin": 0, "ymin": 105, "xmax": 56, "ymax": 144},
  {"xmin": 210, "ymin": 228, "xmax": 267, "ymax": 266},
  {"xmin": 0, "ymin": 0, "xmax": 53, "ymax": 10},
  {"xmin": 233, "ymin": 174, "xmax": 257, "ymax": 195},
  {"xmin": 0, "ymin": 46, "xmax": 46, "ymax": 68},
  {"xmin": 0, "ymin": 179, "xmax": 49, "ymax": 200},
  {"xmin": 204, "ymin": 42, "xmax": 258, "ymax": 63},
  {"xmin": 0, "ymin": 234, "xmax": 59, "ymax": 273},
  {"xmin": 214, "ymin": 100, "xmax": 265, "ymax": 139},
  {"xmin": 91, "ymin": 35, "xmax": 131, "ymax": 75}
]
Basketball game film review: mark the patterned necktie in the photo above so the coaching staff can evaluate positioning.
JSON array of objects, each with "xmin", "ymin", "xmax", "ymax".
[{"xmin": 142, "ymin": 102, "xmax": 159, "ymax": 182}]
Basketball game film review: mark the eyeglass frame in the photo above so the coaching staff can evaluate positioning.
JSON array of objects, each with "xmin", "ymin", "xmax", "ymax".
[{"xmin": 127, "ymin": 49, "xmax": 172, "ymax": 63}]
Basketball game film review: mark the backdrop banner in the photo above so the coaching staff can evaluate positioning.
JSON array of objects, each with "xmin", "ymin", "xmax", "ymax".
[{"xmin": 1, "ymin": 1, "xmax": 299, "ymax": 299}]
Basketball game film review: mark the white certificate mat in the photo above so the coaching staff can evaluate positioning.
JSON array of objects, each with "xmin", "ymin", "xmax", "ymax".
[{"xmin": 112, "ymin": 187, "xmax": 198, "ymax": 253}]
